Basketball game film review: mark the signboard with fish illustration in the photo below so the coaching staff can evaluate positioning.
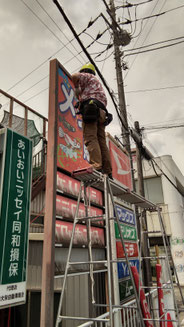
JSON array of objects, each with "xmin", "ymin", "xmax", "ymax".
[{"xmin": 57, "ymin": 65, "xmax": 90, "ymax": 172}]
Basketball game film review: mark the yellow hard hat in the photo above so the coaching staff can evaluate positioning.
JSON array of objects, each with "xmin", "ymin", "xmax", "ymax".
[{"xmin": 79, "ymin": 63, "xmax": 96, "ymax": 75}]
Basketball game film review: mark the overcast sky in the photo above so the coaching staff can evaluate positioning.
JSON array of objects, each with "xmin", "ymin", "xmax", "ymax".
[{"xmin": 0, "ymin": 0, "xmax": 184, "ymax": 175}]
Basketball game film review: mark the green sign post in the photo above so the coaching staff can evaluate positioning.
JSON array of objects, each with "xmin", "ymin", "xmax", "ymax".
[{"xmin": 0, "ymin": 128, "xmax": 32, "ymax": 308}]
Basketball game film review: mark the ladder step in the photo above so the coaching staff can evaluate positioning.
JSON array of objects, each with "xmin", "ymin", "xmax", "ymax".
[
  {"xmin": 77, "ymin": 215, "xmax": 105, "ymax": 221},
  {"xmin": 58, "ymin": 315, "xmax": 109, "ymax": 322},
  {"xmin": 142, "ymin": 230, "xmax": 162, "ymax": 234},
  {"xmin": 141, "ymin": 256, "xmax": 167, "ymax": 260},
  {"xmin": 69, "ymin": 260, "xmax": 107, "ymax": 265},
  {"xmin": 140, "ymin": 285, "xmax": 172, "ymax": 290}
]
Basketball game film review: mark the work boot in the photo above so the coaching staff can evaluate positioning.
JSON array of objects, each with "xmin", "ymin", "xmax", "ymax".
[{"xmin": 108, "ymin": 173, "xmax": 113, "ymax": 180}]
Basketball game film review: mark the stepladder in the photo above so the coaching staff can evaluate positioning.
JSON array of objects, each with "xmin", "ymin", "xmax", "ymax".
[{"xmin": 55, "ymin": 167, "xmax": 184, "ymax": 327}]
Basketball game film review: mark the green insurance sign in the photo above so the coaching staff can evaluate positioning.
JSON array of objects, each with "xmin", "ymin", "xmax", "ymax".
[
  {"xmin": 114, "ymin": 222, "xmax": 137, "ymax": 241},
  {"xmin": 0, "ymin": 128, "xmax": 32, "ymax": 308}
]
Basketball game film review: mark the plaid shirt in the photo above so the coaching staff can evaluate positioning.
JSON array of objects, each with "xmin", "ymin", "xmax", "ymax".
[{"xmin": 77, "ymin": 73, "xmax": 107, "ymax": 107}]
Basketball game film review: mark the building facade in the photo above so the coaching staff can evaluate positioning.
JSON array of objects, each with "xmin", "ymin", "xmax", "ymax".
[{"xmin": 134, "ymin": 154, "xmax": 184, "ymax": 285}]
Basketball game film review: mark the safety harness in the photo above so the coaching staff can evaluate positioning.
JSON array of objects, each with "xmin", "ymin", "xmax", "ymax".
[{"xmin": 75, "ymin": 98, "xmax": 113, "ymax": 126}]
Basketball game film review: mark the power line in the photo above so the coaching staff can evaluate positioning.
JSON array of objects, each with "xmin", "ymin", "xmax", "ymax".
[
  {"xmin": 3, "ymin": 9, "xmax": 110, "ymax": 95},
  {"xmin": 124, "ymin": 0, "xmax": 166, "ymax": 79},
  {"xmin": 53, "ymin": 0, "xmax": 128, "ymax": 133},
  {"xmin": 125, "ymin": 84, "xmax": 184, "ymax": 93},
  {"xmin": 123, "ymin": 39, "xmax": 184, "ymax": 57},
  {"xmin": 120, "ymin": 4, "xmax": 184, "ymax": 25},
  {"xmin": 95, "ymin": 50, "xmax": 114, "ymax": 62},
  {"xmin": 124, "ymin": 35, "xmax": 184, "ymax": 52},
  {"xmin": 20, "ymin": 0, "xmax": 84, "ymax": 65},
  {"xmin": 119, "ymin": 0, "xmax": 156, "ymax": 8},
  {"xmin": 151, "ymin": 158, "xmax": 184, "ymax": 197},
  {"xmin": 141, "ymin": 123, "xmax": 184, "ymax": 134},
  {"xmin": 34, "ymin": 0, "xmax": 86, "ymax": 63}
]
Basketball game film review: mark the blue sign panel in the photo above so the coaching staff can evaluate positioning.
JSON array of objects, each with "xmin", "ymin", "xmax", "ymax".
[
  {"xmin": 115, "ymin": 205, "xmax": 135, "ymax": 226},
  {"xmin": 118, "ymin": 259, "xmax": 139, "ymax": 279}
]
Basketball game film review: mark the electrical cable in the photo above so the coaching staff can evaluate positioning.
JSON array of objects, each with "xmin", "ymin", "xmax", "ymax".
[
  {"xmin": 53, "ymin": 0, "xmax": 129, "ymax": 133},
  {"xmin": 143, "ymin": 117, "xmax": 184, "ymax": 127},
  {"xmin": 120, "ymin": 4, "xmax": 184, "ymax": 25},
  {"xmin": 5, "ymin": 2, "xmax": 99, "ymax": 94},
  {"xmin": 3, "ymin": 28, "xmax": 110, "ymax": 97},
  {"xmin": 143, "ymin": 137, "xmax": 182, "ymax": 185},
  {"xmin": 124, "ymin": 0, "xmax": 164, "ymax": 79},
  {"xmin": 94, "ymin": 43, "xmax": 113, "ymax": 58},
  {"xmin": 34, "ymin": 0, "xmax": 86, "ymax": 63},
  {"xmin": 131, "ymin": 4, "xmax": 138, "ymax": 37},
  {"xmin": 20, "ymin": 0, "xmax": 84, "ymax": 65},
  {"xmin": 94, "ymin": 50, "xmax": 114, "ymax": 62},
  {"xmin": 131, "ymin": 19, "xmax": 144, "ymax": 39},
  {"xmin": 123, "ymin": 39, "xmax": 184, "ymax": 58},
  {"xmin": 78, "ymin": 14, "xmax": 102, "ymax": 36},
  {"xmin": 125, "ymin": 84, "xmax": 184, "ymax": 93},
  {"xmin": 101, "ymin": 35, "xmax": 113, "ymax": 72},
  {"xmin": 119, "ymin": 0, "xmax": 155, "ymax": 8},
  {"xmin": 126, "ymin": 2, "xmax": 133, "ymax": 34},
  {"xmin": 151, "ymin": 158, "xmax": 184, "ymax": 197},
  {"xmin": 83, "ymin": 29, "xmax": 110, "ymax": 46},
  {"xmin": 124, "ymin": 35, "xmax": 184, "ymax": 53},
  {"xmin": 143, "ymin": 124, "xmax": 184, "ymax": 131}
]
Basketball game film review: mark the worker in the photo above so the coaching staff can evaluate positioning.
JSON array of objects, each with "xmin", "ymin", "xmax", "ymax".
[{"xmin": 72, "ymin": 63, "xmax": 113, "ymax": 179}]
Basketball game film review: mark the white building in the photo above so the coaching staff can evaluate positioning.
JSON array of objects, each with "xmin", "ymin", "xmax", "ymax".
[{"xmin": 133, "ymin": 154, "xmax": 184, "ymax": 285}]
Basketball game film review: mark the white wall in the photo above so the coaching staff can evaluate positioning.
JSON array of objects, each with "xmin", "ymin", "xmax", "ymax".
[
  {"xmin": 159, "ymin": 156, "xmax": 184, "ymax": 285},
  {"xmin": 134, "ymin": 154, "xmax": 184, "ymax": 285}
]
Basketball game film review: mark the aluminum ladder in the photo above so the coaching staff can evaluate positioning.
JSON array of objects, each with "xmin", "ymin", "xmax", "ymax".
[{"xmin": 55, "ymin": 167, "xmax": 157, "ymax": 327}]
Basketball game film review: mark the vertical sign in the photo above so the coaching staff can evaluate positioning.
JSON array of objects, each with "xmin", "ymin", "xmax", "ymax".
[
  {"xmin": 114, "ymin": 204, "xmax": 139, "ymax": 304},
  {"xmin": 131, "ymin": 266, "xmax": 153, "ymax": 327},
  {"xmin": 57, "ymin": 66, "xmax": 90, "ymax": 172},
  {"xmin": 107, "ymin": 135, "xmax": 132, "ymax": 190},
  {"xmin": 0, "ymin": 128, "xmax": 32, "ymax": 308},
  {"xmin": 156, "ymin": 264, "xmax": 165, "ymax": 327}
]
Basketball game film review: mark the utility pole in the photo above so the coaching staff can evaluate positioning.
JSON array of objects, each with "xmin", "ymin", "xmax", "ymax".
[
  {"xmin": 108, "ymin": 0, "xmax": 153, "ymax": 288},
  {"xmin": 107, "ymin": 0, "xmax": 136, "ymax": 189},
  {"xmin": 134, "ymin": 121, "xmax": 152, "ymax": 288}
]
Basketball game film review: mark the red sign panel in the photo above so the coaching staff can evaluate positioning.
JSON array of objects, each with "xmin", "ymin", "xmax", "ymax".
[
  {"xmin": 56, "ymin": 220, "xmax": 105, "ymax": 247},
  {"xmin": 57, "ymin": 171, "xmax": 103, "ymax": 206},
  {"xmin": 131, "ymin": 266, "xmax": 154, "ymax": 327},
  {"xmin": 156, "ymin": 264, "xmax": 165, "ymax": 327},
  {"xmin": 116, "ymin": 241, "xmax": 138, "ymax": 258},
  {"xmin": 57, "ymin": 67, "xmax": 90, "ymax": 172},
  {"xmin": 107, "ymin": 136, "xmax": 132, "ymax": 190},
  {"xmin": 56, "ymin": 195, "xmax": 103, "ymax": 226},
  {"xmin": 166, "ymin": 313, "xmax": 173, "ymax": 327}
]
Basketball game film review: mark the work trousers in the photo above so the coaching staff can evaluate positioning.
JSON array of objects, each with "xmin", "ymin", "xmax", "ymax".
[{"xmin": 82, "ymin": 109, "xmax": 112, "ymax": 175}]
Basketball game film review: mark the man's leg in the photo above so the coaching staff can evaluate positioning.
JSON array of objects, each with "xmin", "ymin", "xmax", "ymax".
[
  {"xmin": 83, "ymin": 121, "xmax": 102, "ymax": 170},
  {"xmin": 97, "ymin": 110, "xmax": 112, "ymax": 175}
]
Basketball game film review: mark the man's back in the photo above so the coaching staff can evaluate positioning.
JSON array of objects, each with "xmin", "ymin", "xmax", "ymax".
[{"xmin": 73, "ymin": 72, "xmax": 107, "ymax": 107}]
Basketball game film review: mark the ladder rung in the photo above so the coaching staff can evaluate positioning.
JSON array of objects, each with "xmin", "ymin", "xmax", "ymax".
[
  {"xmin": 143, "ymin": 230, "xmax": 162, "ymax": 234},
  {"xmin": 140, "ymin": 286, "xmax": 172, "ymax": 290},
  {"xmin": 69, "ymin": 260, "xmax": 107, "ymax": 265},
  {"xmin": 141, "ymin": 256, "xmax": 167, "ymax": 260},
  {"xmin": 77, "ymin": 215, "xmax": 105, "ymax": 221},
  {"xmin": 58, "ymin": 315, "xmax": 109, "ymax": 322}
]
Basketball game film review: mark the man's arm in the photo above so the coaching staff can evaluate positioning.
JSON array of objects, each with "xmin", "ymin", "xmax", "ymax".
[
  {"xmin": 71, "ymin": 73, "xmax": 81, "ymax": 99},
  {"xmin": 71, "ymin": 73, "xmax": 80, "ymax": 87}
]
